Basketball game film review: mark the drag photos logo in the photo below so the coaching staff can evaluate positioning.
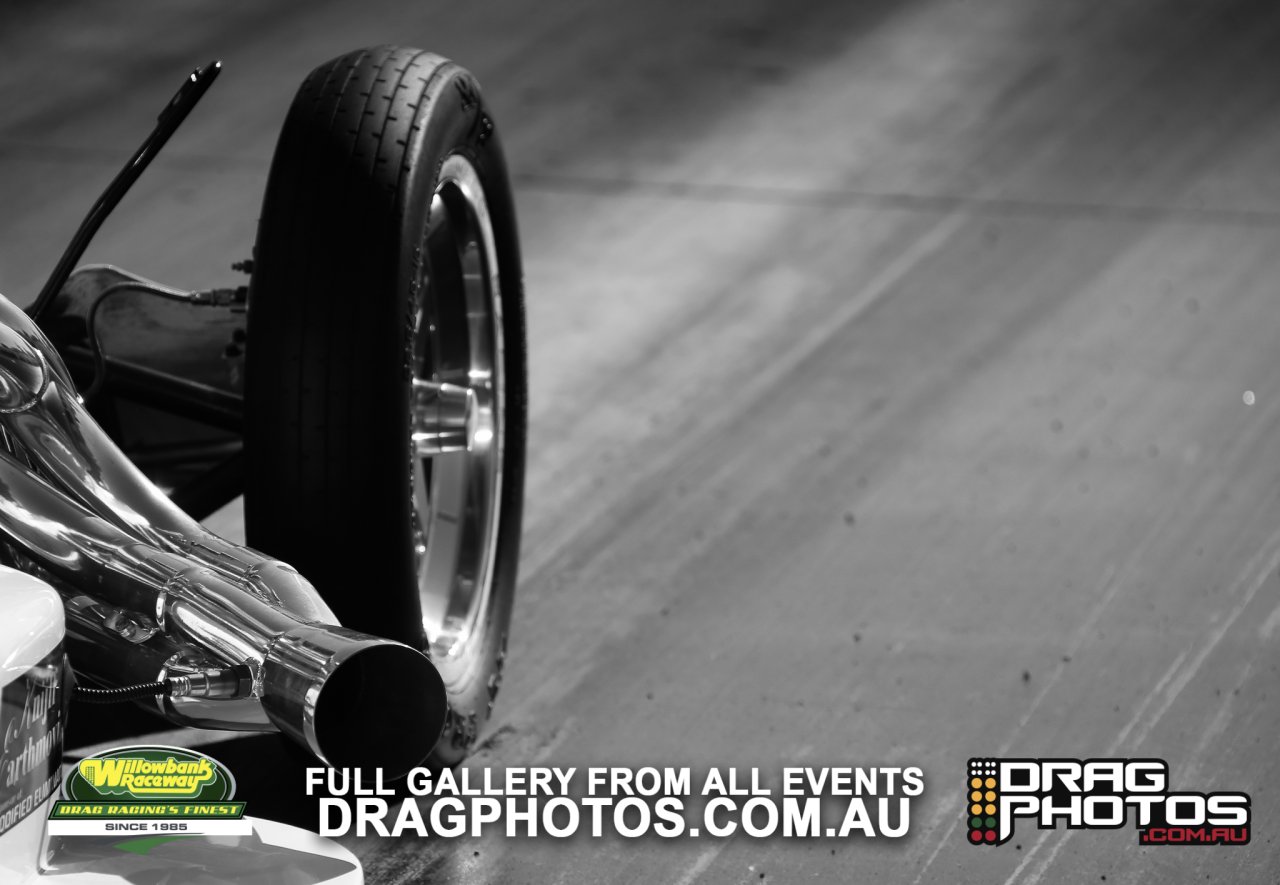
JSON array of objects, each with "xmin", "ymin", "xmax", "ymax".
[{"xmin": 966, "ymin": 758, "xmax": 1249, "ymax": 846}]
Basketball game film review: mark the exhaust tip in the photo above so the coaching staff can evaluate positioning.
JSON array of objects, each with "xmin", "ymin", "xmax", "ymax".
[
  {"xmin": 312, "ymin": 643, "xmax": 448, "ymax": 775},
  {"xmin": 262, "ymin": 627, "xmax": 448, "ymax": 778}
]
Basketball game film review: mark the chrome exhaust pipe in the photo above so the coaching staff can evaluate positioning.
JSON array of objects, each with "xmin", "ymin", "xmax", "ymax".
[
  {"xmin": 263, "ymin": 627, "xmax": 446, "ymax": 773},
  {"xmin": 0, "ymin": 292, "xmax": 446, "ymax": 775},
  {"xmin": 0, "ymin": 284, "xmax": 338, "ymax": 622},
  {"xmin": 0, "ymin": 451, "xmax": 447, "ymax": 774}
]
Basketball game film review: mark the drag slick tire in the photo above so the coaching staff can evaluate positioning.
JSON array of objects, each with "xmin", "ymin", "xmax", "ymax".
[{"xmin": 244, "ymin": 46, "xmax": 526, "ymax": 769}]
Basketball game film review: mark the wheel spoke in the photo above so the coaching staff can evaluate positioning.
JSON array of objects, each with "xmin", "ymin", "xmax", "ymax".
[
  {"xmin": 411, "ymin": 379, "xmax": 475, "ymax": 456},
  {"xmin": 412, "ymin": 154, "xmax": 506, "ymax": 674},
  {"xmin": 411, "ymin": 458, "xmax": 429, "ymax": 571}
]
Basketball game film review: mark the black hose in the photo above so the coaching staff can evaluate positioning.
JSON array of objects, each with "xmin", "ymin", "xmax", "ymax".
[
  {"xmin": 26, "ymin": 61, "xmax": 221, "ymax": 323},
  {"xmin": 73, "ymin": 681, "xmax": 171, "ymax": 705}
]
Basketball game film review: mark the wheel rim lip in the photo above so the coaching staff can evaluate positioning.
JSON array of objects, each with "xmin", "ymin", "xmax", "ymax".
[{"xmin": 411, "ymin": 152, "xmax": 505, "ymax": 680}]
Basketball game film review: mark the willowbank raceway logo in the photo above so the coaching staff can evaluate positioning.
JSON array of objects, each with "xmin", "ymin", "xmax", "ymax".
[
  {"xmin": 47, "ymin": 745, "xmax": 251, "ymax": 836},
  {"xmin": 966, "ymin": 758, "xmax": 1250, "ymax": 846}
]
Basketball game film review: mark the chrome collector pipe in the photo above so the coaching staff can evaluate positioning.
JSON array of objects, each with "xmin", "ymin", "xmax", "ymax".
[{"xmin": 0, "ymin": 292, "xmax": 445, "ymax": 776}]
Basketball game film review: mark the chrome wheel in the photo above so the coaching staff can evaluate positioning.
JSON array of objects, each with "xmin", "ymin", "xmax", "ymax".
[{"xmin": 410, "ymin": 153, "xmax": 505, "ymax": 683}]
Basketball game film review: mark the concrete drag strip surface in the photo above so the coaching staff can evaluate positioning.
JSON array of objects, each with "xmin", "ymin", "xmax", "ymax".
[{"xmin": 2, "ymin": 0, "xmax": 1278, "ymax": 882}]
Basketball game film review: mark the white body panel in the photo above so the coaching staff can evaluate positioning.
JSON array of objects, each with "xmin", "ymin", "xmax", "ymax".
[
  {"xmin": 0, "ymin": 566, "xmax": 65, "ymax": 885},
  {"xmin": 0, "ymin": 565, "xmax": 64, "ymax": 687}
]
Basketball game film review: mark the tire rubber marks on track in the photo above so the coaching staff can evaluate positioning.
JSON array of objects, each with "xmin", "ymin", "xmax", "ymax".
[{"xmin": 999, "ymin": 524, "xmax": 1280, "ymax": 885}]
